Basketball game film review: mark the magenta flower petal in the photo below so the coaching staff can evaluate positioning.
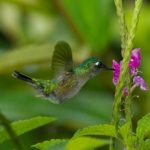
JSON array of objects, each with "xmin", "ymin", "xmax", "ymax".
[
  {"xmin": 129, "ymin": 48, "xmax": 141, "ymax": 75},
  {"xmin": 112, "ymin": 60, "xmax": 120, "ymax": 85},
  {"xmin": 133, "ymin": 76, "xmax": 148, "ymax": 91},
  {"xmin": 130, "ymin": 48, "xmax": 141, "ymax": 67},
  {"xmin": 112, "ymin": 48, "xmax": 147, "ymax": 95}
]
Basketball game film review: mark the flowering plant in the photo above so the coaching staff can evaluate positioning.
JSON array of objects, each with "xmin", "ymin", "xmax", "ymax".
[
  {"xmin": 112, "ymin": 48, "xmax": 148, "ymax": 95},
  {"xmin": 1, "ymin": 0, "xmax": 149, "ymax": 150}
]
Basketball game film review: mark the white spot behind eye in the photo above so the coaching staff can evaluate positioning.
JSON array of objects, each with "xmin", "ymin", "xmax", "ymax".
[{"xmin": 95, "ymin": 62, "xmax": 100, "ymax": 66}]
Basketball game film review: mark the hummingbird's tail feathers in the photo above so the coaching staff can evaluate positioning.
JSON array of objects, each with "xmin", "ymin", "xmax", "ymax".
[
  {"xmin": 12, "ymin": 71, "xmax": 60, "ymax": 103},
  {"xmin": 12, "ymin": 71, "xmax": 34, "ymax": 83}
]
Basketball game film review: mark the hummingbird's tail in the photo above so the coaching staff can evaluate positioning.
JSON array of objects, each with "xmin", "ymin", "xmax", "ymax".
[{"xmin": 12, "ymin": 71, "xmax": 34, "ymax": 83}]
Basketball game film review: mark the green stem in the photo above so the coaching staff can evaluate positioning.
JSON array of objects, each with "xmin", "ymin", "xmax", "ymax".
[
  {"xmin": 111, "ymin": 0, "xmax": 143, "ymax": 149},
  {"xmin": 112, "ymin": 0, "xmax": 143, "ymax": 129},
  {"xmin": 110, "ymin": 1, "xmax": 127, "ymax": 150},
  {"xmin": 0, "ymin": 112, "xmax": 25, "ymax": 150},
  {"xmin": 125, "ymin": 74, "xmax": 132, "ymax": 129},
  {"xmin": 125, "ymin": 96, "xmax": 134, "ymax": 149},
  {"xmin": 114, "ymin": 0, "xmax": 128, "ymax": 55}
]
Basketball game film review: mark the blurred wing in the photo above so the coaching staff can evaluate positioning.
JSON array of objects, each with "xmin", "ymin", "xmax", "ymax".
[{"xmin": 51, "ymin": 41, "xmax": 73, "ymax": 77}]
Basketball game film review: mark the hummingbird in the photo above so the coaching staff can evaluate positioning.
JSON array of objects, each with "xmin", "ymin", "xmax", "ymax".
[{"xmin": 12, "ymin": 41, "xmax": 114, "ymax": 104}]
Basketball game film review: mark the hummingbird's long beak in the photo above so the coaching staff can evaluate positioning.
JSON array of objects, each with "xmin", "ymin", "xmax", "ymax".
[
  {"xmin": 102, "ymin": 64, "xmax": 115, "ymax": 71},
  {"xmin": 105, "ymin": 67, "xmax": 115, "ymax": 71}
]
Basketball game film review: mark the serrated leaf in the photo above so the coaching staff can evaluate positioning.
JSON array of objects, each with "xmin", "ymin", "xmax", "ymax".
[
  {"xmin": 73, "ymin": 124, "xmax": 116, "ymax": 138},
  {"xmin": 0, "ymin": 116, "xmax": 56, "ymax": 144},
  {"xmin": 136, "ymin": 113, "xmax": 150, "ymax": 140},
  {"xmin": 33, "ymin": 139, "xmax": 68, "ymax": 150},
  {"xmin": 66, "ymin": 137, "xmax": 110, "ymax": 150}
]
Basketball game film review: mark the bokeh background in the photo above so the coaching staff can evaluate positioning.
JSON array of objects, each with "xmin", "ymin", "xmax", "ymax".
[{"xmin": 0, "ymin": 0, "xmax": 149, "ymax": 149}]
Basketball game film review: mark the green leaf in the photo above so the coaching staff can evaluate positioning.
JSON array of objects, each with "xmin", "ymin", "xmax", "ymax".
[
  {"xmin": 33, "ymin": 137, "xmax": 110, "ymax": 150},
  {"xmin": 66, "ymin": 137, "xmax": 110, "ymax": 150},
  {"xmin": 62, "ymin": 0, "xmax": 113, "ymax": 51},
  {"xmin": 119, "ymin": 123, "xmax": 137, "ymax": 146},
  {"xmin": 0, "ymin": 116, "xmax": 56, "ymax": 144},
  {"xmin": 33, "ymin": 139, "xmax": 68, "ymax": 150},
  {"xmin": 136, "ymin": 113, "xmax": 150, "ymax": 140},
  {"xmin": 139, "ymin": 139, "xmax": 150, "ymax": 150},
  {"xmin": 73, "ymin": 124, "xmax": 116, "ymax": 138},
  {"xmin": 0, "ymin": 43, "xmax": 53, "ymax": 73}
]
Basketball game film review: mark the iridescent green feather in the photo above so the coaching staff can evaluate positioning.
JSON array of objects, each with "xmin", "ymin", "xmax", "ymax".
[
  {"xmin": 33, "ymin": 79, "xmax": 58, "ymax": 94},
  {"xmin": 74, "ymin": 57, "xmax": 100, "ymax": 75}
]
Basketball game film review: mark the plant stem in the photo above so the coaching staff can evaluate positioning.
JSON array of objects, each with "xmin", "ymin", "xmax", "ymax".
[
  {"xmin": 111, "ymin": 0, "xmax": 143, "ymax": 149},
  {"xmin": 0, "ymin": 112, "xmax": 25, "ymax": 150},
  {"xmin": 125, "ymin": 73, "xmax": 132, "ymax": 129},
  {"xmin": 112, "ymin": 0, "xmax": 143, "ymax": 129},
  {"xmin": 110, "ymin": 1, "xmax": 127, "ymax": 150},
  {"xmin": 114, "ymin": 0, "xmax": 128, "ymax": 56}
]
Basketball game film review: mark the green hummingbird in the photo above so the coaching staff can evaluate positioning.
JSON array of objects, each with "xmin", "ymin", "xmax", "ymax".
[{"xmin": 12, "ymin": 41, "xmax": 113, "ymax": 104}]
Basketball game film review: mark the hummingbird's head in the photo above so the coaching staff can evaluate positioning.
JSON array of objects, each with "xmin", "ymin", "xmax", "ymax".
[{"xmin": 81, "ymin": 57, "xmax": 114, "ymax": 77}]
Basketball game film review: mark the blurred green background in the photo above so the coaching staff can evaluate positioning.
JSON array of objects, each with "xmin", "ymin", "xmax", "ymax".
[{"xmin": 0, "ymin": 0, "xmax": 149, "ymax": 149}]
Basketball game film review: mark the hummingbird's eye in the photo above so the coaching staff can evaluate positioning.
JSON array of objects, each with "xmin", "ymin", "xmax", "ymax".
[{"xmin": 95, "ymin": 61, "xmax": 103, "ymax": 68}]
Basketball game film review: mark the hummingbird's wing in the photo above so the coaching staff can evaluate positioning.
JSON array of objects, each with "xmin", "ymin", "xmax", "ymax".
[{"xmin": 51, "ymin": 41, "xmax": 73, "ymax": 78}]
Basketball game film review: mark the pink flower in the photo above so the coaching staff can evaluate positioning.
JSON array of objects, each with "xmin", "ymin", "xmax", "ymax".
[
  {"xmin": 133, "ymin": 76, "xmax": 148, "ymax": 91},
  {"xmin": 129, "ymin": 48, "xmax": 141, "ymax": 75},
  {"xmin": 112, "ymin": 48, "xmax": 148, "ymax": 95},
  {"xmin": 112, "ymin": 60, "xmax": 120, "ymax": 85}
]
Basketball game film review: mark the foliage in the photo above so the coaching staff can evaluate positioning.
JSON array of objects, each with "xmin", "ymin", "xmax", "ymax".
[
  {"xmin": 73, "ymin": 124, "xmax": 116, "ymax": 138},
  {"xmin": 32, "ymin": 113, "xmax": 150, "ymax": 149},
  {"xmin": 33, "ymin": 139, "xmax": 68, "ymax": 150},
  {"xmin": 136, "ymin": 113, "xmax": 150, "ymax": 141},
  {"xmin": 0, "ymin": 116, "xmax": 56, "ymax": 144},
  {"xmin": 62, "ymin": 0, "xmax": 113, "ymax": 51},
  {"xmin": 33, "ymin": 137, "xmax": 110, "ymax": 150},
  {"xmin": 0, "ymin": 0, "xmax": 150, "ymax": 150}
]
